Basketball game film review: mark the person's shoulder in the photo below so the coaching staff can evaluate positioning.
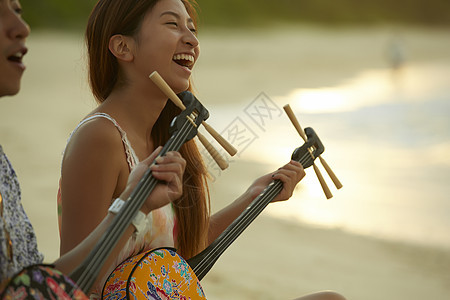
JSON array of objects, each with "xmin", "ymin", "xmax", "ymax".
[{"xmin": 64, "ymin": 115, "xmax": 124, "ymax": 160}]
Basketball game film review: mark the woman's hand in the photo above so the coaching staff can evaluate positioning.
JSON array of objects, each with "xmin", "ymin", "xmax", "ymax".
[
  {"xmin": 120, "ymin": 146, "xmax": 186, "ymax": 214},
  {"xmin": 247, "ymin": 160, "xmax": 305, "ymax": 203}
]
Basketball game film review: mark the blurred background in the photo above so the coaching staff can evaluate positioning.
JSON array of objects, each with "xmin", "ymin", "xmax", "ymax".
[
  {"xmin": 18, "ymin": 0, "xmax": 450, "ymax": 29},
  {"xmin": 1, "ymin": 0, "xmax": 450, "ymax": 299}
]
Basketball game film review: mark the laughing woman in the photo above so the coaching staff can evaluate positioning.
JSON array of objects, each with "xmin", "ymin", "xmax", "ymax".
[{"xmin": 57, "ymin": 0, "xmax": 345, "ymax": 299}]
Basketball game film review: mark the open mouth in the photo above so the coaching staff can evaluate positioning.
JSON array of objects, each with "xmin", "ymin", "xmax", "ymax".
[
  {"xmin": 8, "ymin": 52, "xmax": 24, "ymax": 64},
  {"xmin": 173, "ymin": 53, "xmax": 195, "ymax": 69}
]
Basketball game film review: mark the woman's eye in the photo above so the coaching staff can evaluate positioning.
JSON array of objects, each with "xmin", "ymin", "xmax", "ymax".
[
  {"xmin": 166, "ymin": 22, "xmax": 178, "ymax": 27},
  {"xmin": 190, "ymin": 28, "xmax": 197, "ymax": 34},
  {"xmin": 12, "ymin": 4, "xmax": 23, "ymax": 15}
]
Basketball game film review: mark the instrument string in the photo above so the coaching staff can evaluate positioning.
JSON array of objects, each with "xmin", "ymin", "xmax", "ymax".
[
  {"xmin": 127, "ymin": 115, "xmax": 202, "ymax": 297},
  {"xmin": 192, "ymin": 151, "xmax": 314, "ymax": 278}
]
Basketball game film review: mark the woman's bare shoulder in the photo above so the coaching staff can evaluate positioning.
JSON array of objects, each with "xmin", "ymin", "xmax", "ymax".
[{"xmin": 63, "ymin": 116, "xmax": 125, "ymax": 164}]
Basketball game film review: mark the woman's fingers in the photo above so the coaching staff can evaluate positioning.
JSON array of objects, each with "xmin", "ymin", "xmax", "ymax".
[
  {"xmin": 140, "ymin": 146, "xmax": 163, "ymax": 166},
  {"xmin": 121, "ymin": 149, "xmax": 186, "ymax": 209},
  {"xmin": 272, "ymin": 160, "xmax": 305, "ymax": 201},
  {"xmin": 272, "ymin": 161, "xmax": 305, "ymax": 181},
  {"xmin": 149, "ymin": 151, "xmax": 186, "ymax": 203},
  {"xmin": 130, "ymin": 150, "xmax": 187, "ymax": 213},
  {"xmin": 150, "ymin": 151, "xmax": 186, "ymax": 180}
]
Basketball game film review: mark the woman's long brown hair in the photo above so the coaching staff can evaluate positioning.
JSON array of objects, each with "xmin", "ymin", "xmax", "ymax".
[{"xmin": 85, "ymin": 0, "xmax": 209, "ymax": 259}]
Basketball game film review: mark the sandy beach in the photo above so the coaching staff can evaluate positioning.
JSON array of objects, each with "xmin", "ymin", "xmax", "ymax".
[{"xmin": 1, "ymin": 26, "xmax": 449, "ymax": 299}]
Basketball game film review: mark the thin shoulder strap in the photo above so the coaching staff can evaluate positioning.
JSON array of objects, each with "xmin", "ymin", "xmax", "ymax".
[{"xmin": 67, "ymin": 113, "xmax": 139, "ymax": 170}]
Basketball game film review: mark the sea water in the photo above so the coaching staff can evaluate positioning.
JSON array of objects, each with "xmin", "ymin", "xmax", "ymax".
[{"xmin": 206, "ymin": 62, "xmax": 450, "ymax": 249}]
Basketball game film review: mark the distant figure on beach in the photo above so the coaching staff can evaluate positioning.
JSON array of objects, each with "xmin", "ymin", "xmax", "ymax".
[
  {"xmin": 387, "ymin": 38, "xmax": 405, "ymax": 71},
  {"xmin": 386, "ymin": 34, "xmax": 406, "ymax": 86}
]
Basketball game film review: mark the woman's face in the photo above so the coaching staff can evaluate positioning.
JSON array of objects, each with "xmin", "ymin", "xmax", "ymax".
[
  {"xmin": 131, "ymin": 0, "xmax": 200, "ymax": 94},
  {"xmin": 0, "ymin": 0, "xmax": 29, "ymax": 97}
]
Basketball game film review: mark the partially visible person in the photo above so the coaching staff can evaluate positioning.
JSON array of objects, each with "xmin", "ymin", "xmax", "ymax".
[{"xmin": 0, "ymin": 0, "xmax": 186, "ymax": 297}]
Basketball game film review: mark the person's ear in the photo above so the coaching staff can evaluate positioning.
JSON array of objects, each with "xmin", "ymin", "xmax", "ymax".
[{"xmin": 109, "ymin": 34, "xmax": 134, "ymax": 62}]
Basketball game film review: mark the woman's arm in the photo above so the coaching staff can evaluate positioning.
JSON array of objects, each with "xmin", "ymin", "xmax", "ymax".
[
  {"xmin": 59, "ymin": 118, "xmax": 128, "ymax": 255},
  {"xmin": 208, "ymin": 160, "xmax": 305, "ymax": 243}
]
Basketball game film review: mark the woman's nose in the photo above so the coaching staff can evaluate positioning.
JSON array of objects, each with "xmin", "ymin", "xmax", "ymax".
[
  {"xmin": 9, "ymin": 13, "xmax": 30, "ymax": 40},
  {"xmin": 183, "ymin": 28, "xmax": 199, "ymax": 48}
]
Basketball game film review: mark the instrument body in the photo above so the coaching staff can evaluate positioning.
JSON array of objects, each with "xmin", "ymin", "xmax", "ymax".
[{"xmin": 102, "ymin": 248, "xmax": 206, "ymax": 300}]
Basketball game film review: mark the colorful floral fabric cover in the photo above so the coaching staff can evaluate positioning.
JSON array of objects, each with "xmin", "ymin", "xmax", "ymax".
[
  {"xmin": 102, "ymin": 248, "xmax": 206, "ymax": 300},
  {"xmin": 0, "ymin": 264, "xmax": 88, "ymax": 299}
]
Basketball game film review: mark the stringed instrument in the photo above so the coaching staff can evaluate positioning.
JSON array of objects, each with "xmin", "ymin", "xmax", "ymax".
[
  {"xmin": 101, "ymin": 127, "xmax": 325, "ymax": 299},
  {"xmin": 0, "ymin": 91, "xmax": 211, "ymax": 299}
]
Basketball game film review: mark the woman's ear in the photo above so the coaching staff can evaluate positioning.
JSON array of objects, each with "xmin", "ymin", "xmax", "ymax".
[{"xmin": 109, "ymin": 34, "xmax": 134, "ymax": 62}]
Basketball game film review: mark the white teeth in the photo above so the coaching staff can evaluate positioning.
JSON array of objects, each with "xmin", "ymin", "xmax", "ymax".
[
  {"xmin": 13, "ymin": 52, "xmax": 23, "ymax": 58},
  {"xmin": 173, "ymin": 54, "xmax": 194, "ymax": 62}
]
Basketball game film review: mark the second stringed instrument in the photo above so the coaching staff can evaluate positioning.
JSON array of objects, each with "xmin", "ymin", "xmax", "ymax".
[{"xmin": 102, "ymin": 127, "xmax": 325, "ymax": 299}]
